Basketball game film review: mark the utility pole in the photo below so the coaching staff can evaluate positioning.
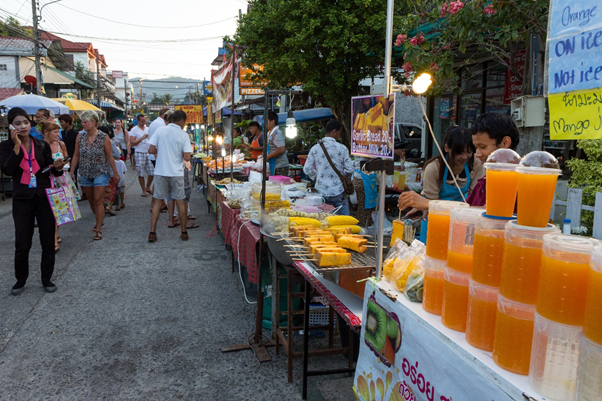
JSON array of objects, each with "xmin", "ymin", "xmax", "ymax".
[
  {"xmin": 139, "ymin": 79, "xmax": 143, "ymax": 106},
  {"xmin": 95, "ymin": 49, "xmax": 101, "ymax": 113},
  {"xmin": 196, "ymin": 82, "xmax": 200, "ymax": 104},
  {"xmin": 31, "ymin": 0, "xmax": 42, "ymax": 95}
]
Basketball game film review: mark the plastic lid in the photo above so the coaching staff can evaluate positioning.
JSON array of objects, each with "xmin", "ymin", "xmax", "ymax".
[
  {"xmin": 563, "ymin": 219, "xmax": 571, "ymax": 224},
  {"xmin": 542, "ymin": 234, "xmax": 595, "ymax": 262},
  {"xmin": 505, "ymin": 220, "xmax": 560, "ymax": 244},
  {"xmin": 516, "ymin": 151, "xmax": 561, "ymax": 175},
  {"xmin": 484, "ymin": 148, "xmax": 521, "ymax": 171},
  {"xmin": 450, "ymin": 207, "xmax": 484, "ymax": 224},
  {"xmin": 424, "ymin": 256, "xmax": 447, "ymax": 272},
  {"xmin": 591, "ymin": 245, "xmax": 602, "ymax": 273},
  {"xmin": 428, "ymin": 200, "xmax": 469, "ymax": 216},
  {"xmin": 498, "ymin": 295, "xmax": 535, "ymax": 319},
  {"xmin": 445, "ymin": 268, "xmax": 470, "ymax": 285},
  {"xmin": 469, "ymin": 280, "xmax": 499, "ymax": 300},
  {"xmin": 476, "ymin": 213, "xmax": 509, "ymax": 233}
]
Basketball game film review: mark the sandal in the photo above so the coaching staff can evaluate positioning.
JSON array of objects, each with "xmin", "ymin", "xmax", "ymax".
[
  {"xmin": 148, "ymin": 232, "xmax": 157, "ymax": 242},
  {"xmin": 180, "ymin": 231, "xmax": 189, "ymax": 241},
  {"xmin": 168, "ymin": 222, "xmax": 181, "ymax": 228},
  {"xmin": 55, "ymin": 245, "xmax": 60, "ymax": 253},
  {"xmin": 187, "ymin": 215, "xmax": 197, "ymax": 220},
  {"xmin": 186, "ymin": 223, "xmax": 200, "ymax": 229},
  {"xmin": 93, "ymin": 231, "xmax": 102, "ymax": 240},
  {"xmin": 57, "ymin": 236, "xmax": 62, "ymax": 243}
]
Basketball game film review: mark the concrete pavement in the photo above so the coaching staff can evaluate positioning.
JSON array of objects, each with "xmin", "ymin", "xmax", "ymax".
[{"xmin": 0, "ymin": 166, "xmax": 355, "ymax": 400}]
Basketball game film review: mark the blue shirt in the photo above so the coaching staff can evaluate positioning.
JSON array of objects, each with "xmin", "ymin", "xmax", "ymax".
[{"xmin": 30, "ymin": 127, "xmax": 44, "ymax": 140}]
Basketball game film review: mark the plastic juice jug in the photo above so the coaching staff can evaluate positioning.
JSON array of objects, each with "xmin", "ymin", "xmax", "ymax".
[
  {"xmin": 471, "ymin": 214, "xmax": 508, "ymax": 287},
  {"xmin": 426, "ymin": 200, "xmax": 469, "ymax": 261},
  {"xmin": 423, "ymin": 257, "xmax": 446, "ymax": 315},
  {"xmin": 441, "ymin": 268, "xmax": 470, "ymax": 332},
  {"xmin": 493, "ymin": 296, "xmax": 535, "ymax": 375},
  {"xmin": 516, "ymin": 151, "xmax": 561, "ymax": 228},
  {"xmin": 397, "ymin": 172, "xmax": 407, "ymax": 189},
  {"xmin": 575, "ymin": 336, "xmax": 602, "ymax": 401},
  {"xmin": 583, "ymin": 245, "xmax": 602, "ymax": 345},
  {"xmin": 499, "ymin": 221, "xmax": 560, "ymax": 304},
  {"xmin": 447, "ymin": 207, "xmax": 483, "ymax": 274},
  {"xmin": 466, "ymin": 281, "xmax": 499, "ymax": 351},
  {"xmin": 536, "ymin": 234, "xmax": 595, "ymax": 326},
  {"xmin": 484, "ymin": 149, "xmax": 521, "ymax": 218}
]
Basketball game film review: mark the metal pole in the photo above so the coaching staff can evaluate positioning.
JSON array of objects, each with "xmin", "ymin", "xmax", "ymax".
[
  {"xmin": 96, "ymin": 49, "xmax": 101, "ymax": 114},
  {"xmin": 230, "ymin": 44, "xmax": 236, "ymax": 185},
  {"xmin": 31, "ymin": 0, "xmax": 42, "ymax": 95},
  {"xmin": 375, "ymin": 0, "xmax": 395, "ymax": 280}
]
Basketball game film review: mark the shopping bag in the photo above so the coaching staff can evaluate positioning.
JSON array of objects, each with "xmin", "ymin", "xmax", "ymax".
[
  {"xmin": 54, "ymin": 173, "xmax": 81, "ymax": 200},
  {"xmin": 46, "ymin": 177, "xmax": 81, "ymax": 226}
]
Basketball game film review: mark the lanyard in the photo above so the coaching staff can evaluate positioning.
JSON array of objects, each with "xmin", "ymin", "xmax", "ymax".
[{"xmin": 27, "ymin": 145, "xmax": 33, "ymax": 174}]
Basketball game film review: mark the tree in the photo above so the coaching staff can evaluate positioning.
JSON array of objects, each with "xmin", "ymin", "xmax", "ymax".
[
  {"xmin": 162, "ymin": 94, "xmax": 173, "ymax": 105},
  {"xmin": 0, "ymin": 17, "xmax": 32, "ymax": 38},
  {"xmin": 74, "ymin": 61, "xmax": 95, "ymax": 99},
  {"xmin": 235, "ymin": 0, "xmax": 401, "ymax": 144},
  {"xmin": 150, "ymin": 92, "xmax": 163, "ymax": 105},
  {"xmin": 393, "ymin": 0, "xmax": 549, "ymax": 96}
]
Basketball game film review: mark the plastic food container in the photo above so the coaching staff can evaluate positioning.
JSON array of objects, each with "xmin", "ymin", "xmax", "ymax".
[
  {"xmin": 441, "ymin": 268, "xmax": 470, "ymax": 332},
  {"xmin": 269, "ymin": 175, "xmax": 291, "ymax": 185},
  {"xmin": 493, "ymin": 296, "xmax": 536, "ymax": 375},
  {"xmin": 516, "ymin": 151, "xmax": 561, "ymax": 228},
  {"xmin": 426, "ymin": 200, "xmax": 469, "ymax": 261},
  {"xmin": 447, "ymin": 207, "xmax": 483, "ymax": 274},
  {"xmin": 466, "ymin": 280, "xmax": 498, "ymax": 351},
  {"xmin": 471, "ymin": 214, "xmax": 509, "ymax": 287},
  {"xmin": 484, "ymin": 149, "xmax": 521, "ymax": 218},
  {"xmin": 251, "ymin": 182, "xmax": 281, "ymax": 201},
  {"xmin": 583, "ymin": 244, "xmax": 602, "ymax": 345},
  {"xmin": 575, "ymin": 335, "xmax": 602, "ymax": 401},
  {"xmin": 499, "ymin": 221, "xmax": 560, "ymax": 304},
  {"xmin": 529, "ymin": 313, "xmax": 583, "ymax": 401},
  {"xmin": 305, "ymin": 193, "xmax": 324, "ymax": 206},
  {"xmin": 423, "ymin": 257, "xmax": 447, "ymax": 316},
  {"xmin": 536, "ymin": 234, "xmax": 595, "ymax": 326}
]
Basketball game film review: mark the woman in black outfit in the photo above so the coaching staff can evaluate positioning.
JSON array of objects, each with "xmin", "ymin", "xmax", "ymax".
[{"xmin": 0, "ymin": 107, "xmax": 65, "ymax": 295}]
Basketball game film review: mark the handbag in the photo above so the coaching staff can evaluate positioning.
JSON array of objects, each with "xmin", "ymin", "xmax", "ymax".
[
  {"xmin": 46, "ymin": 176, "xmax": 81, "ymax": 226},
  {"xmin": 54, "ymin": 172, "xmax": 81, "ymax": 200},
  {"xmin": 318, "ymin": 140, "xmax": 354, "ymax": 195}
]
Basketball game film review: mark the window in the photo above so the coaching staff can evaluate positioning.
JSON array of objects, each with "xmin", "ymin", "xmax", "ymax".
[
  {"xmin": 65, "ymin": 54, "xmax": 74, "ymax": 71},
  {"xmin": 0, "ymin": 64, "xmax": 7, "ymax": 71}
]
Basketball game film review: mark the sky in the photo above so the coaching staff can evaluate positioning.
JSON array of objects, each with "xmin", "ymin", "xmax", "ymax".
[{"xmin": 0, "ymin": 0, "xmax": 243, "ymax": 83}]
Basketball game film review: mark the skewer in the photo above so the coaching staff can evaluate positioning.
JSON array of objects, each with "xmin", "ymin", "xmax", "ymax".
[
  {"xmin": 284, "ymin": 244, "xmax": 304, "ymax": 248},
  {"xmin": 292, "ymin": 258, "xmax": 318, "ymax": 261}
]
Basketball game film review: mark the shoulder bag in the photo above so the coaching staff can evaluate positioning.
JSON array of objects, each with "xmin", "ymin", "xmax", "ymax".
[{"xmin": 318, "ymin": 140, "xmax": 354, "ymax": 195}]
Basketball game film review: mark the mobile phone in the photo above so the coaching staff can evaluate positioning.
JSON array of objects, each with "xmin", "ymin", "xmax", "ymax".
[{"xmin": 9, "ymin": 124, "xmax": 15, "ymax": 131}]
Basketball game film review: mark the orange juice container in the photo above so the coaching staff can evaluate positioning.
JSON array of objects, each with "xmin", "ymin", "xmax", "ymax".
[
  {"xmin": 447, "ymin": 207, "xmax": 483, "ymax": 274},
  {"xmin": 583, "ymin": 244, "xmax": 602, "ymax": 345},
  {"xmin": 471, "ymin": 214, "xmax": 509, "ymax": 287},
  {"xmin": 484, "ymin": 148, "xmax": 521, "ymax": 218},
  {"xmin": 499, "ymin": 221, "xmax": 560, "ymax": 304},
  {"xmin": 536, "ymin": 234, "xmax": 595, "ymax": 326},
  {"xmin": 493, "ymin": 296, "xmax": 536, "ymax": 375},
  {"xmin": 529, "ymin": 313, "xmax": 583, "ymax": 401},
  {"xmin": 441, "ymin": 268, "xmax": 470, "ymax": 332},
  {"xmin": 426, "ymin": 200, "xmax": 469, "ymax": 261},
  {"xmin": 516, "ymin": 151, "xmax": 561, "ymax": 228},
  {"xmin": 466, "ymin": 280, "xmax": 498, "ymax": 351},
  {"xmin": 575, "ymin": 336, "xmax": 602, "ymax": 401},
  {"xmin": 423, "ymin": 257, "xmax": 447, "ymax": 315}
]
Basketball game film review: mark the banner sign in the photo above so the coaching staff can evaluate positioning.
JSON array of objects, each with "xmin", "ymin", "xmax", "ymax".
[
  {"xmin": 239, "ymin": 65, "xmax": 267, "ymax": 95},
  {"xmin": 112, "ymin": 70, "xmax": 123, "ymax": 78},
  {"xmin": 354, "ymin": 281, "xmax": 522, "ymax": 401},
  {"xmin": 203, "ymin": 81, "xmax": 213, "ymax": 96},
  {"xmin": 212, "ymin": 57, "xmax": 233, "ymax": 111},
  {"xmin": 351, "ymin": 94, "xmax": 395, "ymax": 159},
  {"xmin": 504, "ymin": 49, "xmax": 526, "ymax": 104},
  {"xmin": 146, "ymin": 104, "xmax": 175, "ymax": 111},
  {"xmin": 175, "ymin": 105, "xmax": 204, "ymax": 124},
  {"xmin": 547, "ymin": 0, "xmax": 602, "ymax": 138},
  {"xmin": 207, "ymin": 104, "xmax": 214, "ymax": 126}
]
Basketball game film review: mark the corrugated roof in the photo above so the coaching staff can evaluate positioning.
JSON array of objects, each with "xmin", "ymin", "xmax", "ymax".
[
  {"xmin": 0, "ymin": 87, "xmax": 24, "ymax": 102},
  {"xmin": 0, "ymin": 37, "xmax": 52, "ymax": 56}
]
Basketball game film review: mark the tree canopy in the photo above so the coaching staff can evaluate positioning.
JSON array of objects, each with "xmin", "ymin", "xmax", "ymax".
[{"xmin": 0, "ymin": 17, "xmax": 32, "ymax": 38}]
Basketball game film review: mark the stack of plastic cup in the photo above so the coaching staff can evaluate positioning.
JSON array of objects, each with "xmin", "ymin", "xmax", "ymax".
[
  {"xmin": 447, "ymin": 207, "xmax": 484, "ymax": 275},
  {"xmin": 529, "ymin": 234, "xmax": 595, "ymax": 401},
  {"xmin": 466, "ymin": 280, "xmax": 498, "ymax": 349},
  {"xmin": 575, "ymin": 244, "xmax": 602, "ymax": 400},
  {"xmin": 484, "ymin": 148, "xmax": 521, "ymax": 218},
  {"xmin": 516, "ymin": 151, "xmax": 561, "ymax": 228},
  {"xmin": 492, "ymin": 221, "xmax": 560, "ymax": 373},
  {"xmin": 441, "ymin": 268, "xmax": 470, "ymax": 332},
  {"xmin": 423, "ymin": 257, "xmax": 447, "ymax": 316}
]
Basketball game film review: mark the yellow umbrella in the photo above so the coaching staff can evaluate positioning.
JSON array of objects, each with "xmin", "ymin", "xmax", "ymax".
[{"xmin": 52, "ymin": 98, "xmax": 102, "ymax": 112}]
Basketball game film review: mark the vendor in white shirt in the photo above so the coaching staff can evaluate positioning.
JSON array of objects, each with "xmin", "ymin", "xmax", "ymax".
[{"xmin": 303, "ymin": 120, "xmax": 354, "ymax": 215}]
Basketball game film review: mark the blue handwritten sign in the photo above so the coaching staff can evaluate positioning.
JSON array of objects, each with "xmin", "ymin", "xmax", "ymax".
[{"xmin": 549, "ymin": 0, "xmax": 602, "ymax": 39}]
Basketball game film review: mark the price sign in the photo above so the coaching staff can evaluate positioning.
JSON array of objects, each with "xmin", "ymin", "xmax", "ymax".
[{"xmin": 351, "ymin": 94, "xmax": 395, "ymax": 159}]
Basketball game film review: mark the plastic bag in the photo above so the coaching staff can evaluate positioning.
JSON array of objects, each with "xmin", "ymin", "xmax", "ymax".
[
  {"xmin": 391, "ymin": 248, "xmax": 418, "ymax": 291},
  {"xmin": 383, "ymin": 238, "xmax": 408, "ymax": 281},
  {"xmin": 405, "ymin": 256, "xmax": 425, "ymax": 302}
]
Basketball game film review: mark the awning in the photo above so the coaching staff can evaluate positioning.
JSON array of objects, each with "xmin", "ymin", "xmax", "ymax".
[
  {"xmin": 203, "ymin": 106, "xmax": 244, "ymax": 117},
  {"xmin": 86, "ymin": 99, "xmax": 124, "ymax": 111},
  {"xmin": 19, "ymin": 58, "xmax": 94, "ymax": 89},
  {"xmin": 253, "ymin": 107, "xmax": 335, "ymax": 126},
  {"xmin": 44, "ymin": 65, "xmax": 94, "ymax": 89}
]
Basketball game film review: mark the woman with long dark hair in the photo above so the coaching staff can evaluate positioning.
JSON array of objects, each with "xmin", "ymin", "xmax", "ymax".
[{"xmin": 0, "ymin": 108, "xmax": 66, "ymax": 295}]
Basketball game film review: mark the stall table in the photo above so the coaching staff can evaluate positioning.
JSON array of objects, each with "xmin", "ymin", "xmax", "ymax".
[{"xmin": 221, "ymin": 201, "xmax": 261, "ymax": 284}]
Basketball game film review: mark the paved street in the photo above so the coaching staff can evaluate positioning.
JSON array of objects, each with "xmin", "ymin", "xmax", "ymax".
[{"xmin": 0, "ymin": 167, "xmax": 354, "ymax": 400}]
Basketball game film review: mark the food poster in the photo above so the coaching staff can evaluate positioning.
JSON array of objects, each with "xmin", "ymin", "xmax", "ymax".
[
  {"xmin": 354, "ymin": 281, "xmax": 514, "ymax": 401},
  {"xmin": 212, "ymin": 56, "xmax": 234, "ymax": 112},
  {"xmin": 351, "ymin": 94, "xmax": 395, "ymax": 159}
]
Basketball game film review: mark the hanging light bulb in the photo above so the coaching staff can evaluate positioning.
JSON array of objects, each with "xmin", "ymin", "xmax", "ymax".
[
  {"xmin": 285, "ymin": 110, "xmax": 297, "ymax": 138},
  {"xmin": 412, "ymin": 73, "xmax": 433, "ymax": 95},
  {"xmin": 208, "ymin": 135, "xmax": 213, "ymax": 141},
  {"xmin": 221, "ymin": 148, "xmax": 226, "ymax": 157},
  {"xmin": 216, "ymin": 135, "xmax": 223, "ymax": 145},
  {"xmin": 195, "ymin": 124, "xmax": 200, "ymax": 129}
]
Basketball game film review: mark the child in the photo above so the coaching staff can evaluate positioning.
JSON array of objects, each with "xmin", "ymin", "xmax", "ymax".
[{"xmin": 114, "ymin": 156, "xmax": 127, "ymax": 210}]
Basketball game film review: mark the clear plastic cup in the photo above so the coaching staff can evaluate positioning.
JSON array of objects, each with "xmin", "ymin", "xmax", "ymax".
[
  {"xmin": 466, "ymin": 280, "xmax": 499, "ymax": 351},
  {"xmin": 536, "ymin": 234, "xmax": 595, "ymax": 326},
  {"xmin": 499, "ymin": 221, "xmax": 560, "ymax": 304},
  {"xmin": 423, "ymin": 257, "xmax": 447, "ymax": 316},
  {"xmin": 484, "ymin": 148, "xmax": 521, "ymax": 218},
  {"xmin": 529, "ymin": 313, "xmax": 583, "ymax": 401},
  {"xmin": 516, "ymin": 151, "xmax": 561, "ymax": 228},
  {"xmin": 583, "ymin": 244, "xmax": 602, "ymax": 345},
  {"xmin": 441, "ymin": 268, "xmax": 470, "ymax": 332},
  {"xmin": 471, "ymin": 214, "xmax": 509, "ymax": 287},
  {"xmin": 575, "ymin": 335, "xmax": 602, "ymax": 401},
  {"xmin": 493, "ymin": 296, "xmax": 536, "ymax": 375},
  {"xmin": 426, "ymin": 200, "xmax": 469, "ymax": 261},
  {"xmin": 447, "ymin": 207, "xmax": 483, "ymax": 275}
]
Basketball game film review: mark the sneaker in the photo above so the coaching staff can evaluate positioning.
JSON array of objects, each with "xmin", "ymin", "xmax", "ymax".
[
  {"xmin": 43, "ymin": 281, "xmax": 57, "ymax": 293},
  {"xmin": 11, "ymin": 281, "xmax": 26, "ymax": 295}
]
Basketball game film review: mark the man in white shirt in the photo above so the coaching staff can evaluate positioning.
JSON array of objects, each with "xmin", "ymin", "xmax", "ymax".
[
  {"xmin": 129, "ymin": 114, "xmax": 154, "ymax": 196},
  {"xmin": 147, "ymin": 107, "xmax": 169, "ymax": 165},
  {"xmin": 147, "ymin": 110, "xmax": 193, "ymax": 242},
  {"xmin": 303, "ymin": 119, "xmax": 354, "ymax": 215}
]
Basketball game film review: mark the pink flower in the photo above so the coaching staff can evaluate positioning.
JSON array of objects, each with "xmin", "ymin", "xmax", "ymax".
[
  {"xmin": 448, "ymin": 0, "xmax": 464, "ymax": 15},
  {"xmin": 484, "ymin": 4, "xmax": 496, "ymax": 14},
  {"xmin": 403, "ymin": 62, "xmax": 413, "ymax": 72},
  {"xmin": 409, "ymin": 34, "xmax": 425, "ymax": 46},
  {"xmin": 404, "ymin": 72, "xmax": 410, "ymax": 79},
  {"xmin": 395, "ymin": 34, "xmax": 407, "ymax": 46},
  {"xmin": 430, "ymin": 62, "xmax": 439, "ymax": 72},
  {"xmin": 440, "ymin": 2, "xmax": 448, "ymax": 16}
]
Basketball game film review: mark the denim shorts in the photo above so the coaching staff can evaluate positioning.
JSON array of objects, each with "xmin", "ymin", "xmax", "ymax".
[{"xmin": 80, "ymin": 174, "xmax": 110, "ymax": 187}]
